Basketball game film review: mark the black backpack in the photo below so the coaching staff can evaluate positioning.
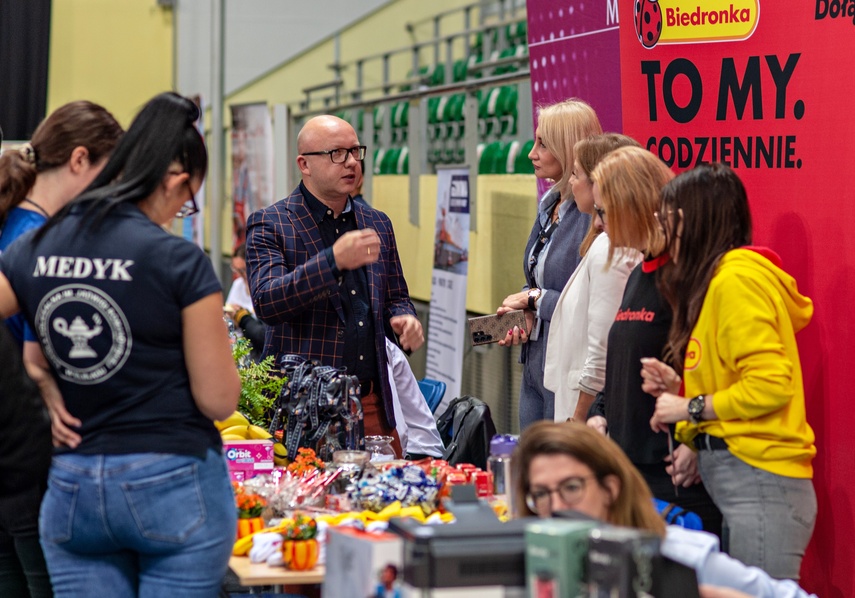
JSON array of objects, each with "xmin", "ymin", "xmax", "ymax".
[{"xmin": 435, "ymin": 396, "xmax": 497, "ymax": 470}]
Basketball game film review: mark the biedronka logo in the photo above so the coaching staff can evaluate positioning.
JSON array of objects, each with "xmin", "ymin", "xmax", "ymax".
[{"xmin": 634, "ymin": 0, "xmax": 760, "ymax": 49}]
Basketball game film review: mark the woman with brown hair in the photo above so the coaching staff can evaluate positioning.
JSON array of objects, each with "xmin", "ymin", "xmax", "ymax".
[
  {"xmin": 0, "ymin": 101, "xmax": 123, "ymax": 345},
  {"xmin": 515, "ymin": 421, "xmax": 816, "ymax": 597},
  {"xmin": 496, "ymin": 98, "xmax": 602, "ymax": 430},
  {"xmin": 646, "ymin": 163, "xmax": 816, "ymax": 580},
  {"xmin": 0, "ymin": 100, "xmax": 121, "ymax": 598},
  {"xmin": 543, "ymin": 135, "xmax": 642, "ymax": 423}
]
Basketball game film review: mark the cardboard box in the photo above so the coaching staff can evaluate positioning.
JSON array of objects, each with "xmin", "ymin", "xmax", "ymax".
[
  {"xmin": 223, "ymin": 439, "xmax": 274, "ymax": 482},
  {"xmin": 323, "ymin": 526, "xmax": 403, "ymax": 598},
  {"xmin": 525, "ymin": 519, "xmax": 597, "ymax": 598}
]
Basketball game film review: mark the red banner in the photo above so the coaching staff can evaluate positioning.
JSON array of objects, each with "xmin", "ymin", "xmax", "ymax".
[
  {"xmin": 528, "ymin": 1, "xmax": 855, "ymax": 593},
  {"xmin": 619, "ymin": 2, "xmax": 855, "ymax": 593}
]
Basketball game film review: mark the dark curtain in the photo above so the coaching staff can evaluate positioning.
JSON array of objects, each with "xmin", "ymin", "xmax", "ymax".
[{"xmin": 0, "ymin": 0, "xmax": 51, "ymax": 140}]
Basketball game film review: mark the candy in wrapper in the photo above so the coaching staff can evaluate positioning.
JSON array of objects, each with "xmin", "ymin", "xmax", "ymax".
[{"xmin": 349, "ymin": 464, "xmax": 440, "ymax": 514}]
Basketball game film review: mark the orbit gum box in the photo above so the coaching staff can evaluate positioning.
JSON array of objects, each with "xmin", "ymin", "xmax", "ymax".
[{"xmin": 223, "ymin": 439, "xmax": 274, "ymax": 482}]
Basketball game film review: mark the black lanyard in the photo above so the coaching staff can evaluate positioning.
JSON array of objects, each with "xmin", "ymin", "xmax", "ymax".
[{"xmin": 528, "ymin": 211, "xmax": 560, "ymax": 282}]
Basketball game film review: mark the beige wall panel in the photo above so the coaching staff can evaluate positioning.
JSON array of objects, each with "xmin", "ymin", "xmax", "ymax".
[
  {"xmin": 48, "ymin": 0, "xmax": 174, "ymax": 127},
  {"xmin": 373, "ymin": 174, "xmax": 536, "ymax": 314}
]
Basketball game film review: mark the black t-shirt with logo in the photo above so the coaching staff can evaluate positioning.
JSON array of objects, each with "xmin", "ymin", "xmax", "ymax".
[
  {"xmin": 601, "ymin": 255, "xmax": 673, "ymax": 465},
  {"xmin": 0, "ymin": 203, "xmax": 223, "ymax": 458}
]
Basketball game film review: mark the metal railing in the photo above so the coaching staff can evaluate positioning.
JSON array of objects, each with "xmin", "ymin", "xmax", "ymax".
[{"xmin": 278, "ymin": 0, "xmax": 533, "ymax": 232}]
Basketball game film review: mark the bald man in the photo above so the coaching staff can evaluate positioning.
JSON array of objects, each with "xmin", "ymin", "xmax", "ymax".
[{"xmin": 246, "ymin": 116, "xmax": 423, "ymax": 455}]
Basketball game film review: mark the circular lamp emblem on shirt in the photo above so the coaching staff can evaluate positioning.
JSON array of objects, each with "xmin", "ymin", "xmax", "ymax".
[
  {"xmin": 35, "ymin": 284, "xmax": 132, "ymax": 385},
  {"xmin": 684, "ymin": 337, "xmax": 702, "ymax": 371}
]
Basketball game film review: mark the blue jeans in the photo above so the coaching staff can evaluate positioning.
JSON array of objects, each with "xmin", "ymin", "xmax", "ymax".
[
  {"xmin": 518, "ymin": 336, "xmax": 555, "ymax": 430},
  {"xmin": 698, "ymin": 448, "xmax": 816, "ymax": 580},
  {"xmin": 39, "ymin": 449, "xmax": 237, "ymax": 597}
]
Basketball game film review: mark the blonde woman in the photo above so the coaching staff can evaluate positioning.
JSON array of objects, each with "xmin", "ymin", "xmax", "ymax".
[
  {"xmin": 543, "ymin": 136, "xmax": 643, "ymax": 422},
  {"xmin": 496, "ymin": 98, "xmax": 602, "ymax": 430}
]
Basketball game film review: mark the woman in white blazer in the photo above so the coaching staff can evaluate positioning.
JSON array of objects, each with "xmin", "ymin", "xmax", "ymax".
[{"xmin": 544, "ymin": 134, "xmax": 643, "ymax": 422}]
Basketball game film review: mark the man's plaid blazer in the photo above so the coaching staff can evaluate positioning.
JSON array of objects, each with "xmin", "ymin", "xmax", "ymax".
[{"xmin": 245, "ymin": 185, "xmax": 417, "ymax": 428}]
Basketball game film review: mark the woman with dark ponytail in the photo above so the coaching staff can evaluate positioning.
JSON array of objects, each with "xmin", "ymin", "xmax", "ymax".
[
  {"xmin": 0, "ymin": 93, "xmax": 240, "ymax": 597},
  {"xmin": 0, "ymin": 100, "xmax": 120, "ymax": 598}
]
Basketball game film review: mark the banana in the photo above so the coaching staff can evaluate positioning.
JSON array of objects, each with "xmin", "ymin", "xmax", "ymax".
[
  {"xmin": 221, "ymin": 433, "xmax": 248, "ymax": 441},
  {"xmin": 214, "ymin": 411, "xmax": 250, "ymax": 431},
  {"xmin": 247, "ymin": 425, "xmax": 272, "ymax": 440},
  {"xmin": 220, "ymin": 425, "xmax": 250, "ymax": 438},
  {"xmin": 273, "ymin": 455, "xmax": 289, "ymax": 467},
  {"xmin": 232, "ymin": 534, "xmax": 255, "ymax": 556},
  {"xmin": 273, "ymin": 443, "xmax": 287, "ymax": 458}
]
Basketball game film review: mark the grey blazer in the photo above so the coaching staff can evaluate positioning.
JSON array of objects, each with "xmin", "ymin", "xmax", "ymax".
[{"xmin": 520, "ymin": 188, "xmax": 592, "ymax": 363}]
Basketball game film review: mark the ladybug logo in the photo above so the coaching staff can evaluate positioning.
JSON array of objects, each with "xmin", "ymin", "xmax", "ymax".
[{"xmin": 635, "ymin": 0, "xmax": 663, "ymax": 48}]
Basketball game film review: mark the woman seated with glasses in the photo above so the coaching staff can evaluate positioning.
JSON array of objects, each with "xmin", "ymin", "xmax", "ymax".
[{"xmin": 514, "ymin": 421, "xmax": 816, "ymax": 598}]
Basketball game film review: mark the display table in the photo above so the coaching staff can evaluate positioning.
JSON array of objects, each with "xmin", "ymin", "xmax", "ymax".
[{"xmin": 228, "ymin": 556, "xmax": 324, "ymax": 586}]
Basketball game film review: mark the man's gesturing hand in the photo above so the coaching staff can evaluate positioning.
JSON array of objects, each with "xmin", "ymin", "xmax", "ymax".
[
  {"xmin": 333, "ymin": 228, "xmax": 381, "ymax": 271},
  {"xmin": 390, "ymin": 315, "xmax": 424, "ymax": 352}
]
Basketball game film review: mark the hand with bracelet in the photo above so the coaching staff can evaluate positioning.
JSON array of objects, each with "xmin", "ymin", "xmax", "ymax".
[{"xmin": 496, "ymin": 288, "xmax": 538, "ymax": 346}]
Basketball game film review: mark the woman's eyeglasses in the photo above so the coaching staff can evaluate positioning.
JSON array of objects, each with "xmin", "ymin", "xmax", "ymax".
[
  {"xmin": 525, "ymin": 474, "xmax": 596, "ymax": 514},
  {"xmin": 170, "ymin": 171, "xmax": 198, "ymax": 218}
]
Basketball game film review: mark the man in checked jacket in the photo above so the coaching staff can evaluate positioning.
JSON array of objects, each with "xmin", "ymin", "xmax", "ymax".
[{"xmin": 246, "ymin": 115, "xmax": 424, "ymax": 456}]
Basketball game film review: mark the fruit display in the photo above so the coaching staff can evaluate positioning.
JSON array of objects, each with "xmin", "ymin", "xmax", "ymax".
[
  {"xmin": 216, "ymin": 410, "xmax": 289, "ymax": 469},
  {"xmin": 215, "ymin": 411, "xmax": 274, "ymax": 441}
]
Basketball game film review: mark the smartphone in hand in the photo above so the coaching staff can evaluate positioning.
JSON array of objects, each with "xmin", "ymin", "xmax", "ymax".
[{"xmin": 467, "ymin": 310, "xmax": 526, "ymax": 346}]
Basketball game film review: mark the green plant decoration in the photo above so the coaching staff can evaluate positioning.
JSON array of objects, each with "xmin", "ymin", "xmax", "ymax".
[{"xmin": 232, "ymin": 338, "xmax": 286, "ymax": 427}]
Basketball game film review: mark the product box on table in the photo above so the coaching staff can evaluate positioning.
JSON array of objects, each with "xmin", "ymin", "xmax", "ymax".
[
  {"xmin": 223, "ymin": 439, "xmax": 274, "ymax": 482},
  {"xmin": 525, "ymin": 519, "xmax": 597, "ymax": 598},
  {"xmin": 323, "ymin": 526, "xmax": 403, "ymax": 598}
]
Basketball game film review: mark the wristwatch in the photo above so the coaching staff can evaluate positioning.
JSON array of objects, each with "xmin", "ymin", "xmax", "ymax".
[
  {"xmin": 688, "ymin": 394, "xmax": 705, "ymax": 424},
  {"xmin": 527, "ymin": 288, "xmax": 542, "ymax": 311}
]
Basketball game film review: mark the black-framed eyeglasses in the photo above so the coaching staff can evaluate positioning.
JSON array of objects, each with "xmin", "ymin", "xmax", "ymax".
[
  {"xmin": 168, "ymin": 170, "xmax": 199, "ymax": 219},
  {"xmin": 525, "ymin": 474, "xmax": 597, "ymax": 513},
  {"xmin": 593, "ymin": 204, "xmax": 607, "ymax": 224},
  {"xmin": 175, "ymin": 179, "xmax": 198, "ymax": 218},
  {"xmin": 301, "ymin": 145, "xmax": 367, "ymax": 164}
]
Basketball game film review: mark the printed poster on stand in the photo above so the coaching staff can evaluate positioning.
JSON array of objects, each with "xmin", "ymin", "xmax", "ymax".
[
  {"xmin": 425, "ymin": 167, "xmax": 470, "ymax": 412},
  {"xmin": 230, "ymin": 102, "xmax": 275, "ymax": 250}
]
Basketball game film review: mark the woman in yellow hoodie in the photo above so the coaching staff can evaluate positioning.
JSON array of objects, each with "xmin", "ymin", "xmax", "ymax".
[{"xmin": 644, "ymin": 163, "xmax": 816, "ymax": 581}]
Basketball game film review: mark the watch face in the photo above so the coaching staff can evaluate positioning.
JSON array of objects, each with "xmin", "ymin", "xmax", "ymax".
[{"xmin": 688, "ymin": 396, "xmax": 704, "ymax": 416}]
